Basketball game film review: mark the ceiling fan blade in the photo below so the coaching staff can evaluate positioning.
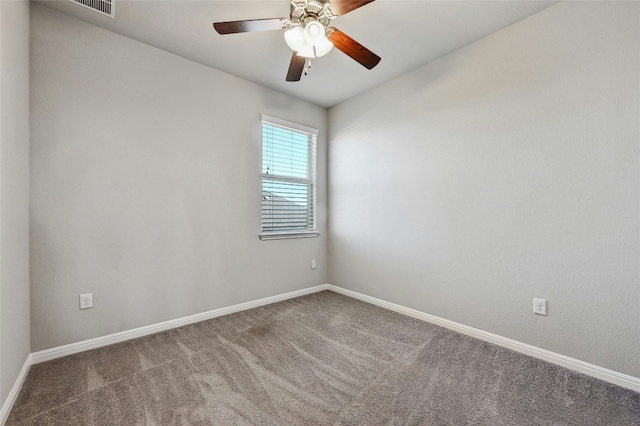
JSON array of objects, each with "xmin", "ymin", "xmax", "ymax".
[
  {"xmin": 327, "ymin": 28, "xmax": 381, "ymax": 70},
  {"xmin": 213, "ymin": 18, "xmax": 289, "ymax": 35},
  {"xmin": 327, "ymin": 0, "xmax": 376, "ymax": 17},
  {"xmin": 286, "ymin": 52, "xmax": 306, "ymax": 82}
]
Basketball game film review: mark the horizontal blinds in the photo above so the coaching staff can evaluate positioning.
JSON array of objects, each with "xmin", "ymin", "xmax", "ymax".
[{"xmin": 262, "ymin": 120, "xmax": 316, "ymax": 233}]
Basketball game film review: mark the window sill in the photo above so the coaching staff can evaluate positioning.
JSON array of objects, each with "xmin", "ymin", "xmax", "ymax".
[{"xmin": 259, "ymin": 231, "xmax": 320, "ymax": 241}]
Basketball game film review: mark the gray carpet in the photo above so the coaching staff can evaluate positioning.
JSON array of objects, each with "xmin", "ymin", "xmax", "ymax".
[{"xmin": 7, "ymin": 291, "xmax": 640, "ymax": 425}]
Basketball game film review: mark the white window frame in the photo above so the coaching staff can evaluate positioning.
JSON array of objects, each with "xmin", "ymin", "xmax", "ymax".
[{"xmin": 260, "ymin": 115, "xmax": 319, "ymax": 241}]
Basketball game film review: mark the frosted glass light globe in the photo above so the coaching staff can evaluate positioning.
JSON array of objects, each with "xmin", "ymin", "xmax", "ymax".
[
  {"xmin": 297, "ymin": 44, "xmax": 315, "ymax": 58},
  {"xmin": 284, "ymin": 27, "xmax": 305, "ymax": 51},
  {"xmin": 304, "ymin": 21, "xmax": 325, "ymax": 45},
  {"xmin": 314, "ymin": 35, "xmax": 333, "ymax": 57}
]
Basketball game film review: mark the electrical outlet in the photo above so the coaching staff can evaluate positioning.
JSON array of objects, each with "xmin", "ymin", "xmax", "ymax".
[
  {"xmin": 533, "ymin": 298, "xmax": 547, "ymax": 316},
  {"xmin": 80, "ymin": 293, "xmax": 93, "ymax": 310},
  {"xmin": 311, "ymin": 259, "xmax": 317, "ymax": 270}
]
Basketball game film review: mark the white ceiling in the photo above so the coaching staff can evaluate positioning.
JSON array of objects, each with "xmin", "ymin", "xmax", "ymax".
[{"xmin": 36, "ymin": 0, "xmax": 558, "ymax": 108}]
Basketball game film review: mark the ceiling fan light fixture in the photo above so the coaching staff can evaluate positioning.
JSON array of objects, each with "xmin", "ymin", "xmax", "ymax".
[
  {"xmin": 284, "ymin": 26, "xmax": 305, "ymax": 51},
  {"xmin": 212, "ymin": 0, "xmax": 381, "ymax": 81}
]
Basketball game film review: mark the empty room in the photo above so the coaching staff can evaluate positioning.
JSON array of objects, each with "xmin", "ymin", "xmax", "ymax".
[{"xmin": 0, "ymin": 0, "xmax": 638, "ymax": 424}]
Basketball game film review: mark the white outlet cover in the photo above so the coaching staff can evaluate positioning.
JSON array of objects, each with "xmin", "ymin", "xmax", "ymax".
[
  {"xmin": 533, "ymin": 298, "xmax": 547, "ymax": 316},
  {"xmin": 80, "ymin": 293, "xmax": 93, "ymax": 310}
]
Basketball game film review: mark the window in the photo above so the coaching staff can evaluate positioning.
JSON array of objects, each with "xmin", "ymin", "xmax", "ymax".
[{"xmin": 260, "ymin": 115, "xmax": 318, "ymax": 240}]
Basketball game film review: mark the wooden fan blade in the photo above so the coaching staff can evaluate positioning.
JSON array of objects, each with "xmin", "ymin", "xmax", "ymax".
[
  {"xmin": 327, "ymin": 28, "xmax": 381, "ymax": 70},
  {"xmin": 213, "ymin": 18, "xmax": 289, "ymax": 35},
  {"xmin": 286, "ymin": 52, "xmax": 306, "ymax": 82},
  {"xmin": 327, "ymin": 0, "xmax": 375, "ymax": 16}
]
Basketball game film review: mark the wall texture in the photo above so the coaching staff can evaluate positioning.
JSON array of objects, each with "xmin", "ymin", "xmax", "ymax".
[
  {"xmin": 0, "ymin": 0, "xmax": 31, "ymax": 404},
  {"xmin": 328, "ymin": 1, "xmax": 639, "ymax": 377},
  {"xmin": 30, "ymin": 5, "xmax": 327, "ymax": 352}
]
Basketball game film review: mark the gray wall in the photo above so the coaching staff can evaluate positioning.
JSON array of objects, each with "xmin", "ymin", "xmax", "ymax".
[
  {"xmin": 30, "ymin": 5, "xmax": 327, "ymax": 352},
  {"xmin": 328, "ymin": 1, "xmax": 639, "ymax": 377},
  {"xmin": 0, "ymin": 0, "xmax": 31, "ymax": 404}
]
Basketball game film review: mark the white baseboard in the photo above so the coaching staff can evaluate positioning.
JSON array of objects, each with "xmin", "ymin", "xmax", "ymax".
[
  {"xmin": 326, "ymin": 284, "xmax": 640, "ymax": 393},
  {"xmin": 0, "ymin": 354, "xmax": 32, "ymax": 426},
  {"xmin": 31, "ymin": 284, "xmax": 329, "ymax": 364},
  {"xmin": 14, "ymin": 281, "xmax": 639, "ymax": 416}
]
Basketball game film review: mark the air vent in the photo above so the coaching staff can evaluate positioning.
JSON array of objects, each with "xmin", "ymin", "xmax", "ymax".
[{"xmin": 68, "ymin": 0, "xmax": 114, "ymax": 18}]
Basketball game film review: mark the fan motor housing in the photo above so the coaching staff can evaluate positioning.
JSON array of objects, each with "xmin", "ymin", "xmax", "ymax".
[{"xmin": 290, "ymin": 0, "xmax": 332, "ymax": 27}]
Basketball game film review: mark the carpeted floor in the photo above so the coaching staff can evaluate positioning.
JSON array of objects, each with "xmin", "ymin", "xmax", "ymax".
[{"xmin": 7, "ymin": 290, "xmax": 640, "ymax": 425}]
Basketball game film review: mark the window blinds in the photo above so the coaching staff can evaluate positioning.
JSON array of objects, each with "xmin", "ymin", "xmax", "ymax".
[{"xmin": 261, "ymin": 118, "xmax": 317, "ymax": 235}]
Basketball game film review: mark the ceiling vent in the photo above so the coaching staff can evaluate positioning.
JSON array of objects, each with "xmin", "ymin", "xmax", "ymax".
[{"xmin": 68, "ymin": 0, "xmax": 114, "ymax": 18}]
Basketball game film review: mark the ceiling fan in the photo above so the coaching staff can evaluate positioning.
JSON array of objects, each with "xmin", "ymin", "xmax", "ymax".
[{"xmin": 213, "ymin": 0, "xmax": 381, "ymax": 82}]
